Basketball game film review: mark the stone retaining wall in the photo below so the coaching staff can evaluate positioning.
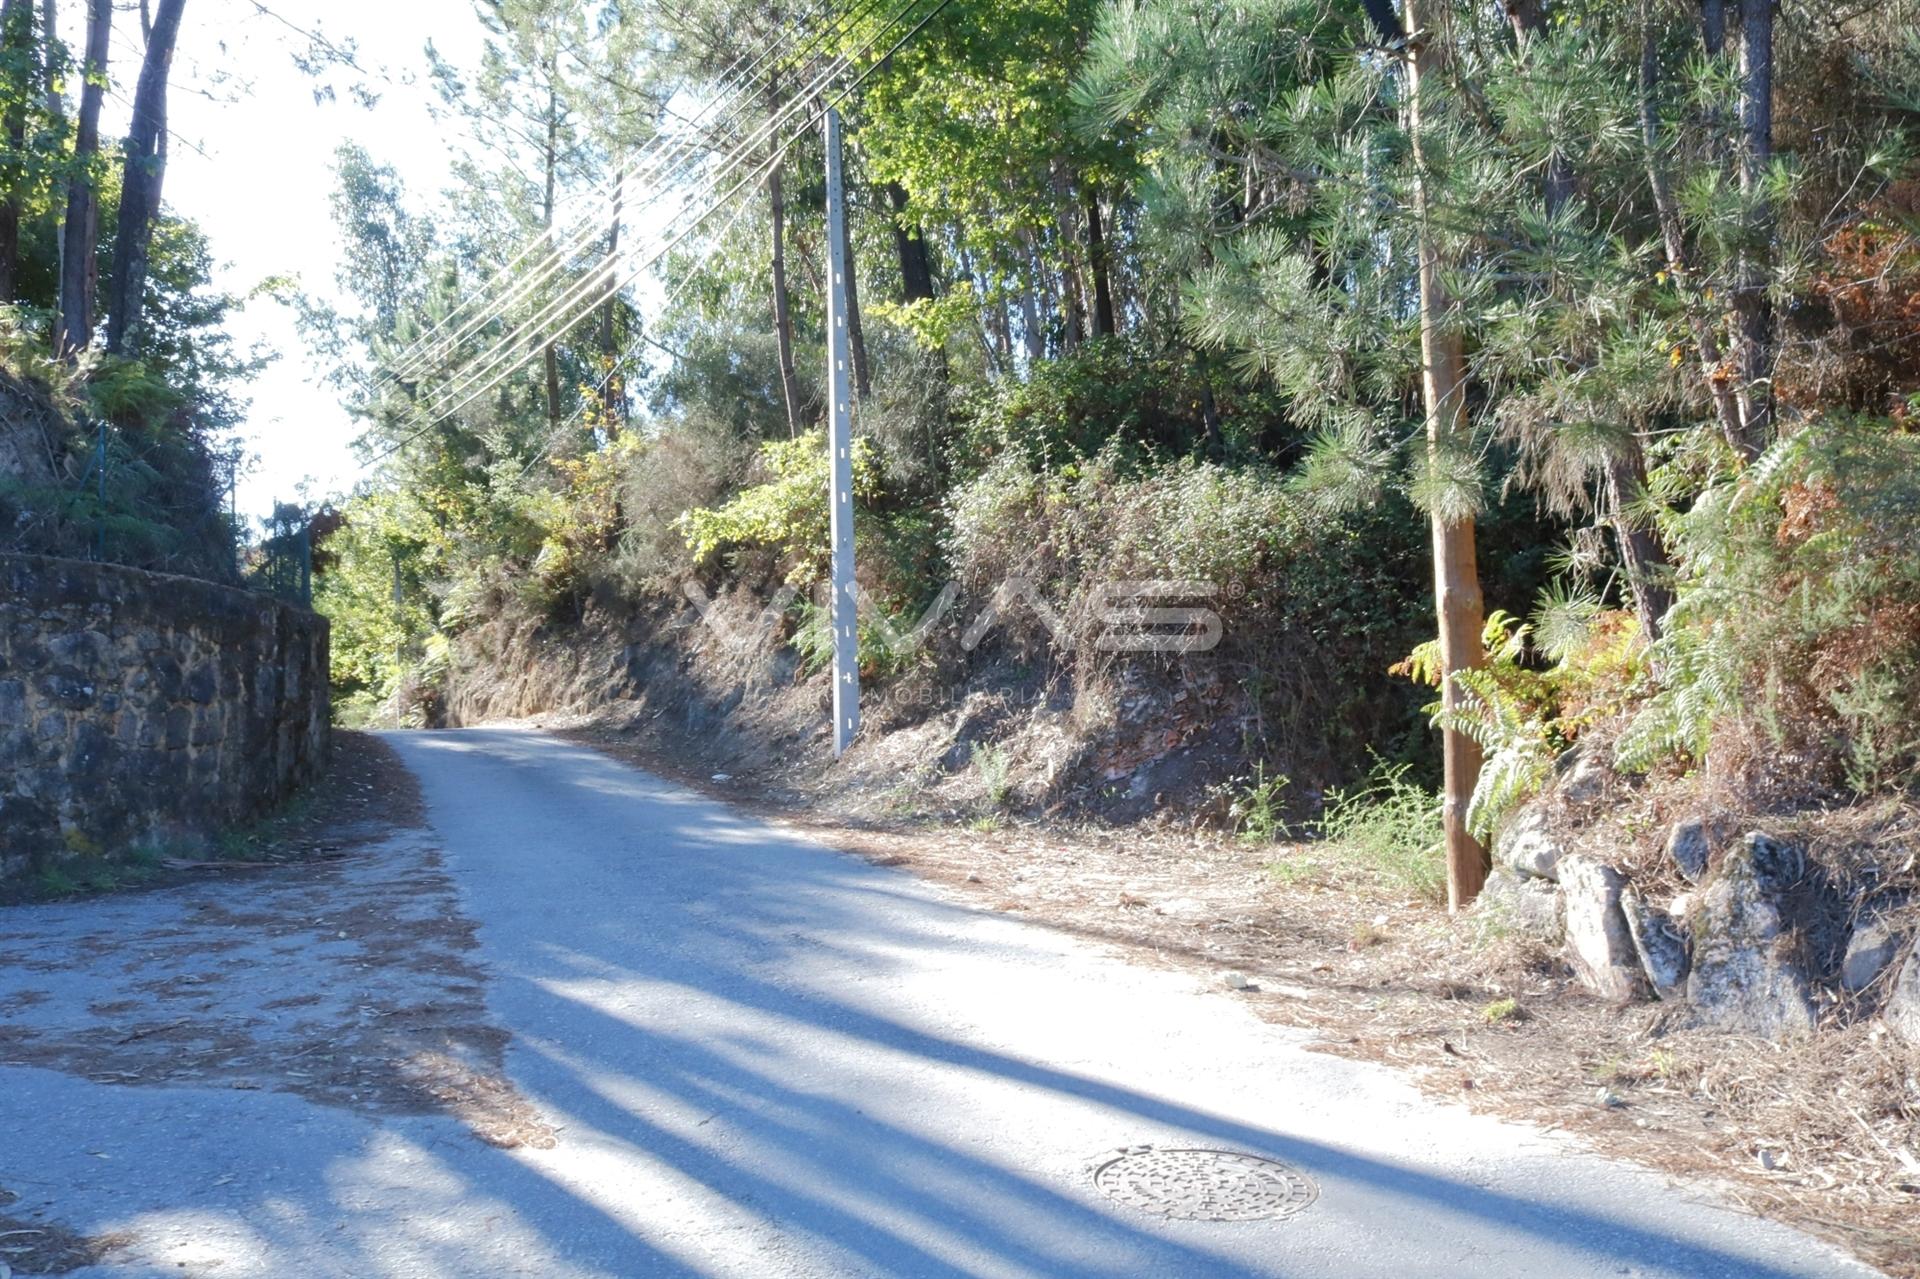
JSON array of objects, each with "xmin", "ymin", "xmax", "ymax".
[{"xmin": 0, "ymin": 554, "xmax": 330, "ymax": 875}]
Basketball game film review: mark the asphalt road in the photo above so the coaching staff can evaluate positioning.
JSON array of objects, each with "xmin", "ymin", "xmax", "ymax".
[{"xmin": 2, "ymin": 727, "xmax": 1887, "ymax": 1277}]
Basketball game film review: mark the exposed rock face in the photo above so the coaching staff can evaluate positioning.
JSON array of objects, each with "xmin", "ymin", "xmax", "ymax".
[
  {"xmin": 0, "ymin": 554, "xmax": 330, "ymax": 876},
  {"xmin": 1841, "ymin": 908, "xmax": 1909, "ymax": 994},
  {"xmin": 1496, "ymin": 807, "xmax": 1568, "ymax": 882},
  {"xmin": 1886, "ymin": 952, "xmax": 1920, "ymax": 1044},
  {"xmin": 1621, "ymin": 888, "xmax": 1690, "ymax": 1001},
  {"xmin": 1477, "ymin": 869, "xmax": 1565, "ymax": 945},
  {"xmin": 1685, "ymin": 834, "xmax": 1819, "ymax": 1039},
  {"xmin": 1665, "ymin": 819, "xmax": 1714, "ymax": 882},
  {"xmin": 1559, "ymin": 856, "xmax": 1652, "ymax": 1003}
]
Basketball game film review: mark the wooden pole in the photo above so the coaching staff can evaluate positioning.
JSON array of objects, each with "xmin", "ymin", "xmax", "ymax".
[{"xmin": 1405, "ymin": 0, "xmax": 1488, "ymax": 911}]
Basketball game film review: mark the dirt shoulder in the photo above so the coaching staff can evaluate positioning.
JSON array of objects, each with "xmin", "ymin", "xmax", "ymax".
[
  {"xmin": 558, "ymin": 716, "xmax": 1920, "ymax": 1279},
  {"xmin": 0, "ymin": 733, "xmax": 550, "ymax": 1275}
]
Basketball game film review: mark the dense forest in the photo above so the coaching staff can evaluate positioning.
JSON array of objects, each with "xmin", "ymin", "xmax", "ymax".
[{"xmin": 308, "ymin": 0, "xmax": 1920, "ymax": 913}]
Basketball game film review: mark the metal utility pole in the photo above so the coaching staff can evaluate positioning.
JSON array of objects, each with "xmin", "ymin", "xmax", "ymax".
[{"xmin": 824, "ymin": 107, "xmax": 860, "ymax": 757}]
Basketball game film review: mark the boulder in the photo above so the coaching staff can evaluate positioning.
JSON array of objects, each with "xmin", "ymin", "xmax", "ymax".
[
  {"xmin": 1496, "ymin": 807, "xmax": 1567, "ymax": 882},
  {"xmin": 1885, "ymin": 951, "xmax": 1920, "ymax": 1044},
  {"xmin": 1685, "ymin": 834, "xmax": 1818, "ymax": 1039},
  {"xmin": 1841, "ymin": 909, "xmax": 1910, "ymax": 994},
  {"xmin": 1559, "ymin": 856, "xmax": 1652, "ymax": 1003},
  {"xmin": 1477, "ymin": 869, "xmax": 1565, "ymax": 945},
  {"xmin": 1621, "ymin": 888, "xmax": 1690, "ymax": 1001},
  {"xmin": 1554, "ymin": 746, "xmax": 1608, "ymax": 805},
  {"xmin": 1665, "ymin": 819, "xmax": 1714, "ymax": 882}
]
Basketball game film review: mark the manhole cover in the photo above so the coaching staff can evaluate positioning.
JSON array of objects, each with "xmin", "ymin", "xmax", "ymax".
[{"xmin": 1090, "ymin": 1146, "xmax": 1318, "ymax": 1222}]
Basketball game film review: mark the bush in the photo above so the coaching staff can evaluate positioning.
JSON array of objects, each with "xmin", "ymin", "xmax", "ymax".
[
  {"xmin": 789, "ymin": 595, "xmax": 926, "ymax": 682},
  {"xmin": 676, "ymin": 430, "xmax": 881, "ymax": 586},
  {"xmin": 612, "ymin": 417, "xmax": 748, "ymax": 594},
  {"xmin": 953, "ymin": 335, "xmax": 1290, "ymax": 477},
  {"xmin": 943, "ymin": 446, "xmax": 1434, "ymax": 780},
  {"xmin": 1619, "ymin": 414, "xmax": 1920, "ymax": 792},
  {"xmin": 972, "ymin": 741, "xmax": 1013, "ymax": 809},
  {"xmin": 1400, "ymin": 602, "xmax": 1645, "ymax": 841}
]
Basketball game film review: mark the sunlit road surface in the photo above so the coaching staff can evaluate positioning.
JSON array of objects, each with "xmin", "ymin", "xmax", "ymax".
[{"xmin": 3, "ymin": 727, "xmax": 1883, "ymax": 1279}]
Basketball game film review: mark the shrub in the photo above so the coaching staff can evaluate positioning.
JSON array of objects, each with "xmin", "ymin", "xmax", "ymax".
[
  {"xmin": 972, "ymin": 741, "xmax": 1014, "ymax": 809},
  {"xmin": 612, "ymin": 416, "xmax": 748, "ymax": 594},
  {"xmin": 1228, "ymin": 764, "xmax": 1292, "ymax": 843},
  {"xmin": 676, "ymin": 430, "xmax": 880, "ymax": 586},
  {"xmin": 1618, "ymin": 414, "xmax": 1920, "ymax": 792},
  {"xmin": 943, "ymin": 445, "xmax": 1434, "ymax": 781},
  {"xmin": 1398, "ymin": 603, "xmax": 1645, "ymax": 841},
  {"xmin": 789, "ymin": 595, "xmax": 926, "ymax": 682},
  {"xmin": 953, "ymin": 335, "xmax": 1287, "ymax": 476}
]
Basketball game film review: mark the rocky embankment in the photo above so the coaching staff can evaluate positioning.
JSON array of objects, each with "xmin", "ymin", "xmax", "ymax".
[{"xmin": 1480, "ymin": 752, "xmax": 1919, "ymax": 1044}]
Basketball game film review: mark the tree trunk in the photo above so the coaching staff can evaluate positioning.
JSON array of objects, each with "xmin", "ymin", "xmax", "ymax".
[
  {"xmin": 1086, "ymin": 189, "xmax": 1116, "ymax": 339},
  {"xmin": 1050, "ymin": 164, "xmax": 1087, "ymax": 353},
  {"xmin": 0, "ymin": 0, "xmax": 31, "ymax": 302},
  {"xmin": 886, "ymin": 181, "xmax": 934, "ymax": 303},
  {"xmin": 1501, "ymin": 0, "xmax": 1573, "ymax": 212},
  {"xmin": 838, "ymin": 190, "xmax": 871, "ymax": 400},
  {"xmin": 1699, "ymin": 0, "xmax": 1726, "ymax": 55},
  {"xmin": 768, "ymin": 159, "xmax": 803, "ymax": 438},
  {"xmin": 105, "ymin": 0, "xmax": 185, "ymax": 354},
  {"xmin": 38, "ymin": 0, "xmax": 55, "ymax": 118},
  {"xmin": 55, "ymin": 0, "xmax": 108, "ymax": 358},
  {"xmin": 1729, "ymin": 0, "xmax": 1773, "ymax": 459},
  {"xmin": 540, "ymin": 76, "xmax": 561, "ymax": 432},
  {"xmin": 1639, "ymin": 17, "xmax": 1745, "ymax": 453},
  {"xmin": 1604, "ymin": 450, "xmax": 1673, "ymax": 639},
  {"xmin": 1019, "ymin": 232, "xmax": 1045, "ymax": 363},
  {"xmin": 1405, "ymin": 0, "xmax": 1487, "ymax": 912},
  {"xmin": 599, "ymin": 171, "xmax": 624, "ymax": 429}
]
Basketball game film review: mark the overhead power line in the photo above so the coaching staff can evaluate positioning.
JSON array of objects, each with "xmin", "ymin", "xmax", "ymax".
[
  {"xmin": 382, "ymin": 0, "xmax": 864, "ymax": 386},
  {"xmin": 402, "ymin": 0, "xmax": 919, "ymax": 425},
  {"xmin": 362, "ymin": 0, "xmax": 954, "ymax": 470}
]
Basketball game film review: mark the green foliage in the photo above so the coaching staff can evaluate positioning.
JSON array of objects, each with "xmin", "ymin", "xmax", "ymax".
[
  {"xmin": 955, "ymin": 336, "xmax": 1283, "ymax": 474},
  {"xmin": 1438, "ymin": 666, "xmax": 1558, "ymax": 844},
  {"xmin": 789, "ymin": 595, "xmax": 925, "ymax": 682},
  {"xmin": 1228, "ymin": 764, "xmax": 1291, "ymax": 844},
  {"xmin": 312, "ymin": 489, "xmax": 447, "ymax": 709},
  {"xmin": 971, "ymin": 741, "xmax": 1014, "ymax": 810},
  {"xmin": 676, "ymin": 431, "xmax": 881, "ymax": 586},
  {"xmin": 1619, "ymin": 416, "xmax": 1920, "ymax": 787},
  {"xmin": 1309, "ymin": 759, "xmax": 1448, "ymax": 904},
  {"xmin": 1402, "ymin": 605, "xmax": 1646, "ymax": 839}
]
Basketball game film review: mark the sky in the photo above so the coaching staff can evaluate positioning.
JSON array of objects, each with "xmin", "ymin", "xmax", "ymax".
[{"xmin": 74, "ymin": 0, "xmax": 490, "ymax": 524}]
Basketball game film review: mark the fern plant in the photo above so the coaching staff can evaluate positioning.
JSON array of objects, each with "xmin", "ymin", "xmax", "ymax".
[
  {"xmin": 1434, "ymin": 666, "xmax": 1557, "ymax": 842},
  {"xmin": 1616, "ymin": 416, "xmax": 1920, "ymax": 786},
  {"xmin": 1401, "ymin": 602, "xmax": 1647, "ymax": 839}
]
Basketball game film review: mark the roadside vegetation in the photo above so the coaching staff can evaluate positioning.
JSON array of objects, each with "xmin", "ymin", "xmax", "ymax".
[
  {"xmin": 310, "ymin": 0, "xmax": 1920, "ymax": 899},
  {"xmin": 0, "ymin": 1, "xmax": 257, "ymax": 581}
]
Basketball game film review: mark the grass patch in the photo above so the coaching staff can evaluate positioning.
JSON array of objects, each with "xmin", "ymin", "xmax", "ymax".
[
  {"xmin": 1228, "ymin": 764, "xmax": 1291, "ymax": 844},
  {"xmin": 1482, "ymin": 996, "xmax": 1521, "ymax": 1024},
  {"xmin": 1309, "ymin": 759, "xmax": 1447, "ymax": 904},
  {"xmin": 972, "ymin": 742, "xmax": 1013, "ymax": 811}
]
